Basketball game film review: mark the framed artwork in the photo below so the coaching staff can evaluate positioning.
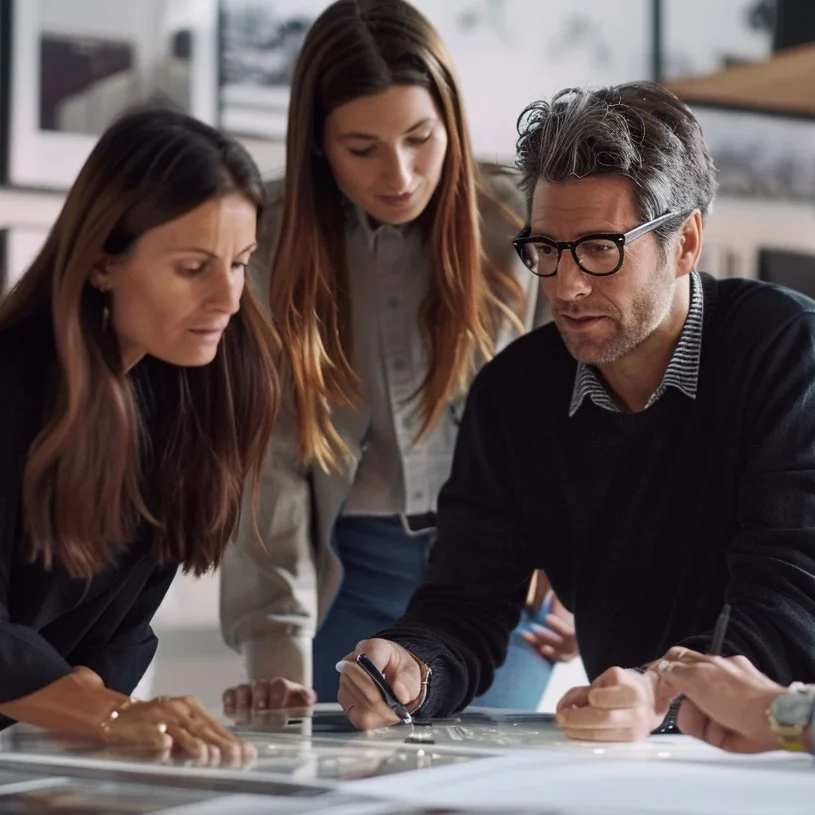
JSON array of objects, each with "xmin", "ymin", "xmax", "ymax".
[
  {"xmin": 659, "ymin": 0, "xmax": 774, "ymax": 82},
  {"xmin": 0, "ymin": 1, "xmax": 9, "ymax": 185},
  {"xmin": 6, "ymin": 0, "xmax": 219, "ymax": 189},
  {"xmin": 218, "ymin": 0, "xmax": 326, "ymax": 142},
  {"xmin": 0, "ymin": 225, "xmax": 49, "ymax": 291},
  {"xmin": 694, "ymin": 106, "xmax": 815, "ymax": 201},
  {"xmin": 412, "ymin": 0, "xmax": 653, "ymax": 161},
  {"xmin": 218, "ymin": 0, "xmax": 653, "ymax": 164}
]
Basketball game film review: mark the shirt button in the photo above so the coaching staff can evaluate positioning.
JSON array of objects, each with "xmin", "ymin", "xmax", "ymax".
[
  {"xmin": 387, "ymin": 296, "xmax": 400, "ymax": 309},
  {"xmin": 393, "ymin": 359, "xmax": 407, "ymax": 372}
]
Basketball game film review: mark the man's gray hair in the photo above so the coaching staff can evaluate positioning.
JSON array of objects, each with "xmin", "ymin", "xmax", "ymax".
[{"xmin": 515, "ymin": 82, "xmax": 718, "ymax": 244}]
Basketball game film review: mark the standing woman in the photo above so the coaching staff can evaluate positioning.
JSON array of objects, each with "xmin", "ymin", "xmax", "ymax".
[
  {"xmin": 0, "ymin": 107, "xmax": 298, "ymax": 761},
  {"xmin": 221, "ymin": 0, "xmax": 572, "ymax": 710}
]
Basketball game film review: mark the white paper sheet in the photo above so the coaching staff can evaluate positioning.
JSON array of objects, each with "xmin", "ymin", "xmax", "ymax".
[{"xmin": 343, "ymin": 747, "xmax": 815, "ymax": 815}]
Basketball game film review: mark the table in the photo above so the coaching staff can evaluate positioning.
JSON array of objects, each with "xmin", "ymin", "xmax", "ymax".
[{"xmin": 0, "ymin": 705, "xmax": 811, "ymax": 814}]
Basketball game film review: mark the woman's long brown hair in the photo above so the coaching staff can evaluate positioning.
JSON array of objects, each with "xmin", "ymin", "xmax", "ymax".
[
  {"xmin": 0, "ymin": 107, "xmax": 279, "ymax": 578},
  {"xmin": 271, "ymin": 0, "xmax": 526, "ymax": 470}
]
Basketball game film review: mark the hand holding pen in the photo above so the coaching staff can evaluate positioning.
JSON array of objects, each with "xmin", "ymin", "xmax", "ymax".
[
  {"xmin": 656, "ymin": 605, "xmax": 791, "ymax": 753},
  {"xmin": 335, "ymin": 638, "xmax": 425, "ymax": 731}
]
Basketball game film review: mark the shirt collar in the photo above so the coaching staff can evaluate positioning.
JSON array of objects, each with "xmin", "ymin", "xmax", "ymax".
[
  {"xmin": 568, "ymin": 271, "xmax": 705, "ymax": 417},
  {"xmin": 345, "ymin": 199, "xmax": 418, "ymax": 253}
]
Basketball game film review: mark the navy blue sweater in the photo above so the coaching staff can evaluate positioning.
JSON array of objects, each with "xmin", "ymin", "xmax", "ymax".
[{"xmin": 379, "ymin": 274, "xmax": 815, "ymax": 715}]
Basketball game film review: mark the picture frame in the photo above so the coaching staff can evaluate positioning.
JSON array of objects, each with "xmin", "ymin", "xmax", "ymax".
[
  {"xmin": 694, "ymin": 106, "xmax": 815, "ymax": 202},
  {"xmin": 218, "ymin": 0, "xmax": 325, "ymax": 143},
  {"xmin": 6, "ymin": 0, "xmax": 219, "ymax": 190},
  {"xmin": 218, "ymin": 0, "xmax": 654, "ymax": 165},
  {"xmin": 411, "ymin": 0, "xmax": 654, "ymax": 161},
  {"xmin": 658, "ymin": 0, "xmax": 774, "ymax": 83},
  {"xmin": 0, "ymin": 0, "xmax": 10, "ymax": 186}
]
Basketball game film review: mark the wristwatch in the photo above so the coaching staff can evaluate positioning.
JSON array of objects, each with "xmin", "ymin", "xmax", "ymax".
[{"xmin": 767, "ymin": 682, "xmax": 815, "ymax": 752}]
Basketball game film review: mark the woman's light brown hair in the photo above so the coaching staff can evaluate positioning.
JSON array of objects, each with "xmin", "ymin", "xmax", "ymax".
[
  {"xmin": 271, "ymin": 0, "xmax": 526, "ymax": 469},
  {"xmin": 0, "ymin": 107, "xmax": 279, "ymax": 578}
]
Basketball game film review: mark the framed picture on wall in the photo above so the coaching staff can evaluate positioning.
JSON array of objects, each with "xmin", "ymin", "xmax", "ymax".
[
  {"xmin": 659, "ymin": 0, "xmax": 773, "ymax": 82},
  {"xmin": 412, "ymin": 0, "xmax": 654, "ymax": 162},
  {"xmin": 218, "ymin": 0, "xmax": 326, "ymax": 142},
  {"xmin": 694, "ymin": 106, "xmax": 815, "ymax": 201},
  {"xmin": 6, "ymin": 0, "xmax": 219, "ymax": 189},
  {"xmin": 0, "ymin": 225, "xmax": 49, "ymax": 291},
  {"xmin": 218, "ymin": 0, "xmax": 654, "ymax": 164}
]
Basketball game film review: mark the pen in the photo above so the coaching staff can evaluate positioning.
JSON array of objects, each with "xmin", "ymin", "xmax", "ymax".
[
  {"xmin": 355, "ymin": 653, "xmax": 413, "ymax": 725},
  {"xmin": 707, "ymin": 603, "xmax": 732, "ymax": 656}
]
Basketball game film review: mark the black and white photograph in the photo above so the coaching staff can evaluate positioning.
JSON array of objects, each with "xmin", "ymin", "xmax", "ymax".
[
  {"xmin": 219, "ymin": 0, "xmax": 653, "ymax": 159},
  {"xmin": 660, "ymin": 0, "xmax": 774, "ymax": 81},
  {"xmin": 695, "ymin": 106, "xmax": 815, "ymax": 201},
  {"xmin": 219, "ymin": 0, "xmax": 326, "ymax": 141},
  {"xmin": 7, "ymin": 0, "xmax": 219, "ymax": 189},
  {"xmin": 410, "ymin": 0, "xmax": 652, "ymax": 161}
]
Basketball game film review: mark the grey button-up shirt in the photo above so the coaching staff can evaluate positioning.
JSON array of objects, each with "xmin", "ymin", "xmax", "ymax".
[
  {"xmin": 569, "ymin": 271, "xmax": 704, "ymax": 416},
  {"xmin": 343, "ymin": 207, "xmax": 457, "ymax": 517}
]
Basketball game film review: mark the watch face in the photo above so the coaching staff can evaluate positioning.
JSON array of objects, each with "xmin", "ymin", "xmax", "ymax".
[{"xmin": 772, "ymin": 691, "xmax": 815, "ymax": 727}]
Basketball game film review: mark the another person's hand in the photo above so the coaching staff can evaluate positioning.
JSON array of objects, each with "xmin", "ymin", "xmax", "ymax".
[
  {"xmin": 337, "ymin": 638, "xmax": 424, "ymax": 731},
  {"xmin": 103, "ymin": 694, "xmax": 255, "ymax": 765},
  {"xmin": 657, "ymin": 650, "xmax": 786, "ymax": 753},
  {"xmin": 522, "ymin": 594, "xmax": 579, "ymax": 663},
  {"xmin": 556, "ymin": 666, "xmax": 676, "ymax": 742},
  {"xmin": 222, "ymin": 677, "xmax": 316, "ymax": 717}
]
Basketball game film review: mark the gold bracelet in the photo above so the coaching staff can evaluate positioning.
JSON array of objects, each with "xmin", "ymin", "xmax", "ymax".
[
  {"xmin": 406, "ymin": 652, "xmax": 432, "ymax": 713},
  {"xmin": 98, "ymin": 697, "xmax": 140, "ymax": 741}
]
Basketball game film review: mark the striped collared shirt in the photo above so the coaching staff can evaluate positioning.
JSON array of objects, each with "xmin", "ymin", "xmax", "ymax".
[{"xmin": 568, "ymin": 271, "xmax": 704, "ymax": 417}]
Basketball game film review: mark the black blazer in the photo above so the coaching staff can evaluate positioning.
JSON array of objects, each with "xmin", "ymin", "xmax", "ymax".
[{"xmin": 0, "ymin": 315, "xmax": 176, "ymax": 726}]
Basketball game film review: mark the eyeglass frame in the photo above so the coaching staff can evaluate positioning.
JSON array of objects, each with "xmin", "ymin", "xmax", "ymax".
[{"xmin": 512, "ymin": 211, "xmax": 684, "ymax": 278}]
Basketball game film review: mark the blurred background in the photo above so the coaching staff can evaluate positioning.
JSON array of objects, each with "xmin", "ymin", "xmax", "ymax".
[{"xmin": 1, "ymin": 0, "xmax": 814, "ymax": 710}]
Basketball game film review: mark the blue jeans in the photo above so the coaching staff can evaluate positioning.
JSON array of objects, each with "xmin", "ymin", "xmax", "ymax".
[{"xmin": 312, "ymin": 516, "xmax": 552, "ymax": 708}]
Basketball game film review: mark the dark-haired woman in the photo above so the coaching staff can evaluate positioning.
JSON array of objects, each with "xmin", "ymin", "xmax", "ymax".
[{"xmin": 0, "ymin": 106, "xmax": 308, "ymax": 762}]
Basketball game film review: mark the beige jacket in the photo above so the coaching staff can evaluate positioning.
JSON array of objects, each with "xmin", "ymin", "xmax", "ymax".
[{"xmin": 220, "ymin": 168, "xmax": 550, "ymax": 685}]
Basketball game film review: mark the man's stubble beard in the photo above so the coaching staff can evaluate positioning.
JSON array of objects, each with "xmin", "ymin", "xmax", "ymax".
[{"xmin": 562, "ymin": 265, "xmax": 676, "ymax": 367}]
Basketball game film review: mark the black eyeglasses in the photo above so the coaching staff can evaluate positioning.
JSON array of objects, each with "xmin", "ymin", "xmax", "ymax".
[{"xmin": 512, "ymin": 211, "xmax": 683, "ymax": 278}]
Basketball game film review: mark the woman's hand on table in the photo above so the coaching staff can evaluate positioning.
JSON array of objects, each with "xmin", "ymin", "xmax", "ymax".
[
  {"xmin": 222, "ymin": 677, "xmax": 316, "ymax": 729},
  {"xmin": 0, "ymin": 668, "xmax": 254, "ymax": 766},
  {"xmin": 102, "ymin": 693, "xmax": 256, "ymax": 766}
]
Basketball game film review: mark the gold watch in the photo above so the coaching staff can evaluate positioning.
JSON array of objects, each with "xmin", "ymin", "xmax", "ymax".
[{"xmin": 767, "ymin": 682, "xmax": 815, "ymax": 752}]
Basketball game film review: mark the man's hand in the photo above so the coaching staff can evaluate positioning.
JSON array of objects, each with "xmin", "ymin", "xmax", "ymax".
[
  {"xmin": 658, "ymin": 650, "xmax": 786, "ymax": 753},
  {"xmin": 521, "ymin": 594, "xmax": 579, "ymax": 663},
  {"xmin": 337, "ymin": 638, "xmax": 423, "ymax": 731},
  {"xmin": 556, "ymin": 666, "xmax": 676, "ymax": 742}
]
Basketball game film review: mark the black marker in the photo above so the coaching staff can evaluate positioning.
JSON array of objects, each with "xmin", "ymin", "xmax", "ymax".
[
  {"xmin": 707, "ymin": 603, "xmax": 732, "ymax": 656},
  {"xmin": 355, "ymin": 653, "xmax": 413, "ymax": 725}
]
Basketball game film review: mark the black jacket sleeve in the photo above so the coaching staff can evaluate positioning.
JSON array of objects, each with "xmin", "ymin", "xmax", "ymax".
[
  {"xmin": 0, "ymin": 331, "xmax": 73, "ymax": 703},
  {"xmin": 680, "ymin": 312, "xmax": 815, "ymax": 684},
  {"xmin": 66, "ymin": 565, "xmax": 177, "ymax": 695},
  {"xmin": 375, "ymin": 365, "xmax": 537, "ymax": 716}
]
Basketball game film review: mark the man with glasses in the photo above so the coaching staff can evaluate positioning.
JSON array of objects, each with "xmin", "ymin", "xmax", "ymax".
[{"xmin": 336, "ymin": 82, "xmax": 815, "ymax": 740}]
